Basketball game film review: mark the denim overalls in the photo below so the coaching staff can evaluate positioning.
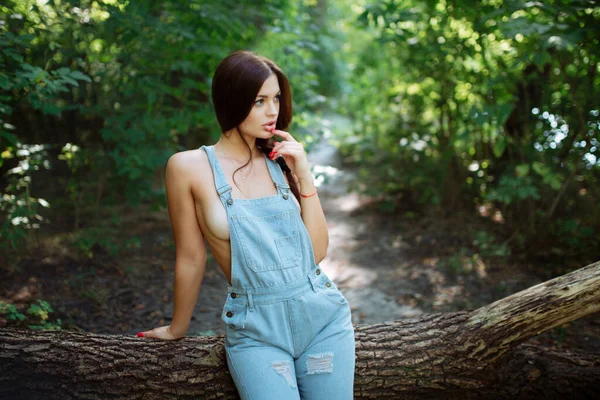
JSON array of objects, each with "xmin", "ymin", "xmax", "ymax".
[{"xmin": 201, "ymin": 145, "xmax": 355, "ymax": 400}]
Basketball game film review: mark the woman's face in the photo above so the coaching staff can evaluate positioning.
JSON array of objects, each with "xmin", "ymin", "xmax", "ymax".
[{"xmin": 238, "ymin": 73, "xmax": 280, "ymax": 139}]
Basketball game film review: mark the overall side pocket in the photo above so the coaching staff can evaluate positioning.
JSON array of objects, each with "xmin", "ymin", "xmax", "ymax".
[{"xmin": 317, "ymin": 285, "xmax": 348, "ymax": 307}]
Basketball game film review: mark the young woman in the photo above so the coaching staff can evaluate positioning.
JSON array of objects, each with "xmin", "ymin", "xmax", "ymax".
[{"xmin": 138, "ymin": 50, "xmax": 355, "ymax": 399}]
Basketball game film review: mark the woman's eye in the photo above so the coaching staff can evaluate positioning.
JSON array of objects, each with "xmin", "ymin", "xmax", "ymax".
[{"xmin": 255, "ymin": 95, "xmax": 280, "ymax": 106}]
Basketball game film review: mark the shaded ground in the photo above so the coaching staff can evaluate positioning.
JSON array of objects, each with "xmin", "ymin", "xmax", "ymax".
[{"xmin": 1, "ymin": 138, "xmax": 599, "ymax": 355}]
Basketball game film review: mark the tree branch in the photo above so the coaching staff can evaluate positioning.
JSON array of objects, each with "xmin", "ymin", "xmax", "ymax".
[{"xmin": 1, "ymin": 261, "xmax": 598, "ymax": 399}]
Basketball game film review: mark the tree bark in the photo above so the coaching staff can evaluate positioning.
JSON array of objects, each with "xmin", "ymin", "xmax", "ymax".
[{"xmin": 1, "ymin": 261, "xmax": 599, "ymax": 400}]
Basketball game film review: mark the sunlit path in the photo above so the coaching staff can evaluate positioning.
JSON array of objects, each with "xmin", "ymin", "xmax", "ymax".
[{"xmin": 308, "ymin": 115, "xmax": 424, "ymax": 325}]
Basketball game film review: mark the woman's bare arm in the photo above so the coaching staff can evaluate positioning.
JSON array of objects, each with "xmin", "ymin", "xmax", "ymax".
[
  {"xmin": 167, "ymin": 152, "xmax": 207, "ymax": 337},
  {"xmin": 139, "ymin": 151, "xmax": 206, "ymax": 339},
  {"xmin": 294, "ymin": 172, "xmax": 328, "ymax": 264},
  {"xmin": 270, "ymin": 130, "xmax": 329, "ymax": 265}
]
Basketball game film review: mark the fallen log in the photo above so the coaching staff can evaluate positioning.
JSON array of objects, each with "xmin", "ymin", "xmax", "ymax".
[{"xmin": 1, "ymin": 261, "xmax": 599, "ymax": 399}]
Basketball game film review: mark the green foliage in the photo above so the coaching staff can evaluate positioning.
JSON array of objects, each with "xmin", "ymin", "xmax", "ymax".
[
  {"xmin": 553, "ymin": 218, "xmax": 597, "ymax": 250},
  {"xmin": 0, "ymin": 27, "xmax": 90, "ymax": 132},
  {"xmin": 440, "ymin": 247, "xmax": 480, "ymax": 278},
  {"xmin": 440, "ymin": 229, "xmax": 510, "ymax": 279},
  {"xmin": 0, "ymin": 3, "xmax": 91, "ymax": 248},
  {"xmin": 70, "ymin": 212, "xmax": 140, "ymax": 258},
  {"xmin": 0, "ymin": 0, "xmax": 335, "ymax": 222},
  {"xmin": 0, "ymin": 0, "xmax": 348, "ymax": 260},
  {"xmin": 0, "ymin": 0, "xmax": 284, "ymax": 252},
  {"xmin": 0, "ymin": 301, "xmax": 26, "ymax": 322},
  {"xmin": 80, "ymin": 0, "xmax": 262, "ymax": 203},
  {"xmin": 339, "ymin": 0, "xmax": 600, "ymax": 259},
  {"xmin": 472, "ymin": 230, "xmax": 511, "ymax": 257},
  {"xmin": 72, "ymin": 226, "xmax": 119, "ymax": 258},
  {"xmin": 251, "ymin": 1, "xmax": 351, "ymax": 148},
  {"xmin": 55, "ymin": 142, "xmax": 113, "ymax": 230},
  {"xmin": 0, "ymin": 299, "xmax": 62, "ymax": 330},
  {"xmin": 0, "ymin": 143, "xmax": 51, "ymax": 249},
  {"xmin": 487, "ymin": 173, "xmax": 540, "ymax": 205},
  {"xmin": 1, "ymin": 0, "xmax": 597, "ymax": 265}
]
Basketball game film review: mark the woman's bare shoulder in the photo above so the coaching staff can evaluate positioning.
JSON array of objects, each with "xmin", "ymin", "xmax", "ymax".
[{"xmin": 166, "ymin": 148, "xmax": 209, "ymax": 179}]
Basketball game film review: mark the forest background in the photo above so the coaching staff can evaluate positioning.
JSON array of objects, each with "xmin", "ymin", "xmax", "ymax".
[{"xmin": 0, "ymin": 0, "xmax": 598, "ymax": 346}]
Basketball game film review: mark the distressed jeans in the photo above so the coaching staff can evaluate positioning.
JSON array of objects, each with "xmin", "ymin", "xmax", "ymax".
[{"xmin": 223, "ymin": 272, "xmax": 356, "ymax": 400}]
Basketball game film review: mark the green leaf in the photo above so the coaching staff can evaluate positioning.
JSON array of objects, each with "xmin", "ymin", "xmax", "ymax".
[
  {"xmin": 493, "ymin": 135, "xmax": 506, "ymax": 158},
  {"xmin": 56, "ymin": 67, "xmax": 70, "ymax": 76},
  {"xmin": 41, "ymin": 103, "xmax": 62, "ymax": 115},
  {"xmin": 0, "ymin": 74, "xmax": 12, "ymax": 90},
  {"xmin": 495, "ymin": 104, "xmax": 515, "ymax": 126},
  {"xmin": 533, "ymin": 51, "xmax": 552, "ymax": 69},
  {"xmin": 61, "ymin": 77, "xmax": 79, "ymax": 87},
  {"xmin": 549, "ymin": 176, "xmax": 562, "ymax": 190},
  {"xmin": 532, "ymin": 162, "xmax": 548, "ymax": 176},
  {"xmin": 69, "ymin": 71, "xmax": 92, "ymax": 83},
  {"xmin": 0, "ymin": 130, "xmax": 18, "ymax": 146},
  {"xmin": 515, "ymin": 164, "xmax": 530, "ymax": 177}
]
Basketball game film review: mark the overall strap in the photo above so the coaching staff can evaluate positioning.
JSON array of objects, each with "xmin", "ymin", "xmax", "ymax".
[
  {"xmin": 200, "ymin": 145, "xmax": 233, "ymax": 205},
  {"xmin": 265, "ymin": 157, "xmax": 291, "ymax": 196}
]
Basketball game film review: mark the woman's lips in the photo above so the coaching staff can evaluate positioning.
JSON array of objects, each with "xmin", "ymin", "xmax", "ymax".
[{"xmin": 263, "ymin": 122, "xmax": 276, "ymax": 131}]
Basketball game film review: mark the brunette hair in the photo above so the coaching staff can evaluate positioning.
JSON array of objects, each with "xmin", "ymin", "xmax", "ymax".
[{"xmin": 211, "ymin": 50, "xmax": 300, "ymax": 203}]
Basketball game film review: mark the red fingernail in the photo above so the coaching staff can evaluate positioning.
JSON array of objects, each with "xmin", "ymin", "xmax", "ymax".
[{"xmin": 137, "ymin": 332, "xmax": 144, "ymax": 337}]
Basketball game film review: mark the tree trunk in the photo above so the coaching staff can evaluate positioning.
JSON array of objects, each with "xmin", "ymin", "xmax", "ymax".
[{"xmin": 1, "ymin": 261, "xmax": 599, "ymax": 400}]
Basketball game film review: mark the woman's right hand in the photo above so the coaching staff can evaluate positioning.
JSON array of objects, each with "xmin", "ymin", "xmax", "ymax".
[{"xmin": 137, "ymin": 325, "xmax": 184, "ymax": 340}]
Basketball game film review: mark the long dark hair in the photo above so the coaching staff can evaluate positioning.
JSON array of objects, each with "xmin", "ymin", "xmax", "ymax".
[{"xmin": 211, "ymin": 50, "xmax": 300, "ymax": 203}]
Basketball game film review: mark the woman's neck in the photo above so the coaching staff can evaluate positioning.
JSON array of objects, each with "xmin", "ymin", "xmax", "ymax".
[{"xmin": 214, "ymin": 129, "xmax": 262, "ymax": 161}]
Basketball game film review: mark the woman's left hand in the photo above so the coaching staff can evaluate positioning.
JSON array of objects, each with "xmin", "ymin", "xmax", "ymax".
[{"xmin": 268, "ymin": 129, "xmax": 311, "ymax": 179}]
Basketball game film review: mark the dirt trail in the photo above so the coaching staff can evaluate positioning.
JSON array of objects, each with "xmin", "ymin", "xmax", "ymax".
[{"xmin": 308, "ymin": 136, "xmax": 425, "ymax": 325}]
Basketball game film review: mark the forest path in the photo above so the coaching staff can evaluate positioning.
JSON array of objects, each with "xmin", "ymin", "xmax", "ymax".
[{"xmin": 306, "ymin": 115, "xmax": 423, "ymax": 325}]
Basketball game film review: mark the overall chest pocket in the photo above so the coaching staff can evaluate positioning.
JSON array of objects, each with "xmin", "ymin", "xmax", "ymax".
[{"xmin": 232, "ymin": 209, "xmax": 301, "ymax": 272}]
